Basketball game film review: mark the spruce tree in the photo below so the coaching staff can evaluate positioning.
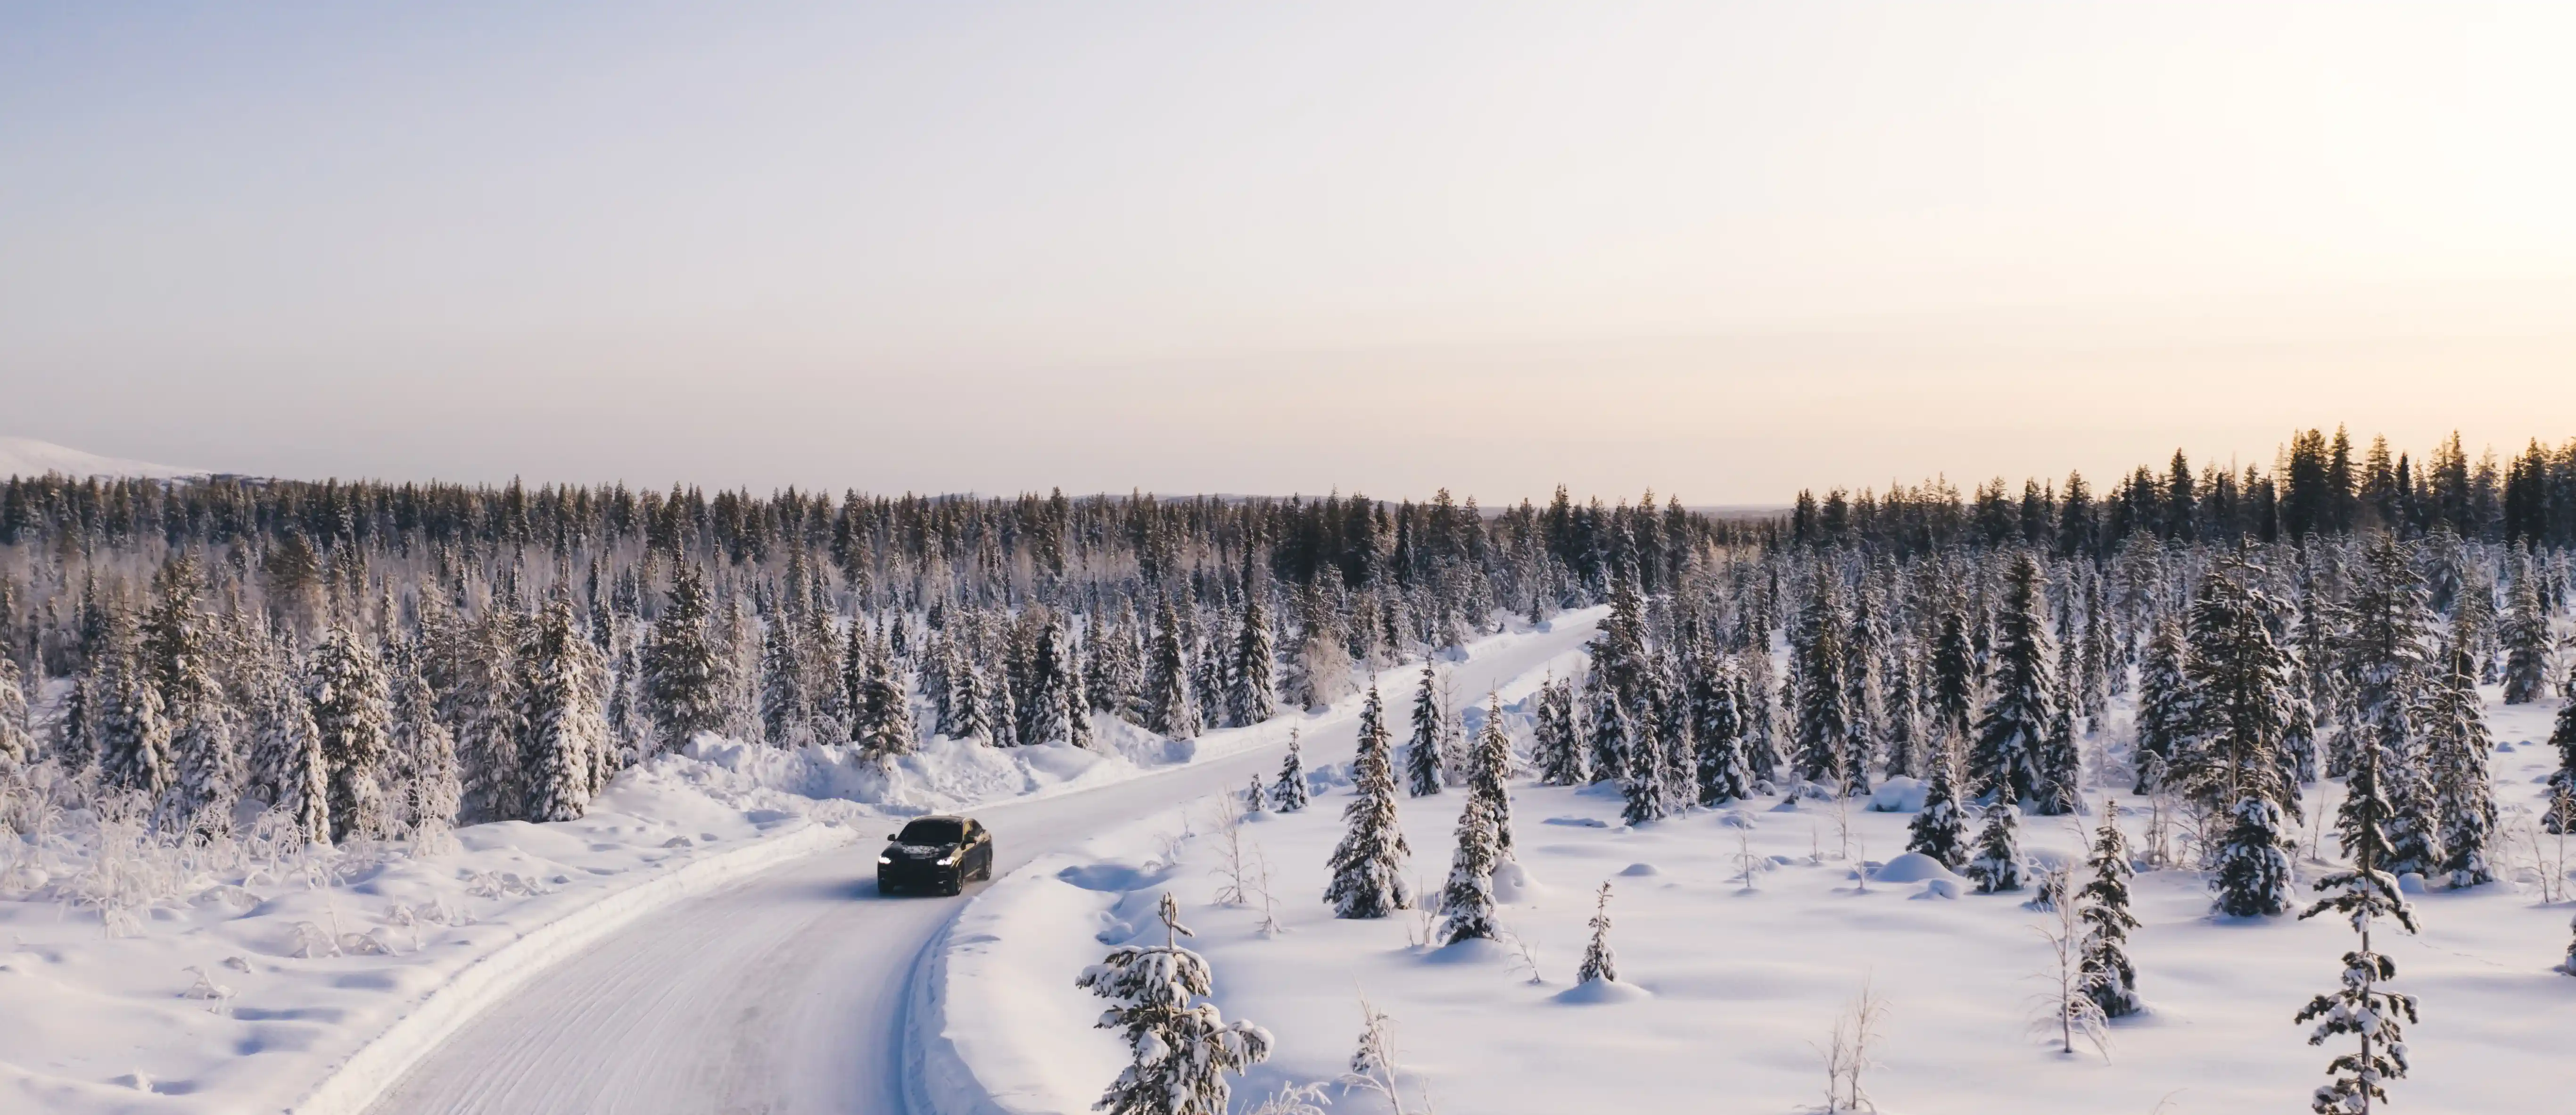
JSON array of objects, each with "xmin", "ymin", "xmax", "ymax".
[
  {"xmin": 1144, "ymin": 602, "xmax": 1198, "ymax": 740},
  {"xmin": 1881, "ymin": 645, "xmax": 1924, "ymax": 780},
  {"xmin": 1971, "ymin": 553, "xmax": 2057, "ymax": 805},
  {"xmin": 1791, "ymin": 577, "xmax": 1853, "ymax": 790},
  {"xmin": 853, "ymin": 634, "xmax": 918, "ymax": 763},
  {"xmin": 2500, "ymin": 563, "xmax": 2550, "ymax": 705},
  {"xmin": 1929, "ymin": 603, "xmax": 1977, "ymax": 738},
  {"xmin": 246, "ymin": 641, "xmax": 328, "ymax": 839},
  {"xmin": 2131, "ymin": 617, "xmax": 2190, "ymax": 794},
  {"xmin": 307, "ymin": 626, "xmax": 393, "ymax": 843},
  {"xmin": 2422, "ymin": 641, "xmax": 2496, "ymax": 888},
  {"xmin": 758, "ymin": 619, "xmax": 813, "ymax": 746},
  {"xmin": 1965, "ymin": 799, "xmax": 2024, "ymax": 894},
  {"xmin": 1534, "ymin": 677, "xmax": 1586, "ymax": 786},
  {"xmin": 1324, "ymin": 685, "xmax": 1410, "ymax": 918},
  {"xmin": 1585, "ymin": 673, "xmax": 1630, "ymax": 787},
  {"xmin": 94, "ymin": 626, "xmax": 175, "ymax": 807},
  {"xmin": 1691, "ymin": 653, "xmax": 1752, "ymax": 806},
  {"xmin": 521, "ymin": 599, "xmax": 609, "ymax": 822},
  {"xmin": 2295, "ymin": 719, "xmax": 2421, "ymax": 1115},
  {"xmin": 1907, "ymin": 736, "xmax": 1969, "ymax": 869},
  {"xmin": 0, "ymin": 655, "xmax": 31, "ymax": 768},
  {"xmin": 1438, "ymin": 791, "xmax": 1501, "ymax": 944},
  {"xmin": 1470, "ymin": 694, "xmax": 1516, "ymax": 859},
  {"xmin": 2077, "ymin": 801, "xmax": 2142, "ymax": 1018},
  {"xmin": 1269, "ymin": 728, "xmax": 1309, "ymax": 813},
  {"xmin": 145, "ymin": 559, "xmax": 238, "ymax": 829},
  {"xmin": 1024, "ymin": 615, "xmax": 1090, "ymax": 748},
  {"xmin": 1404, "ymin": 661, "xmax": 1445, "ymax": 797},
  {"xmin": 2549, "ymin": 657, "xmax": 2576, "ymax": 832},
  {"xmin": 1075, "ymin": 893, "xmax": 1273, "ymax": 1115},
  {"xmin": 388, "ymin": 645, "xmax": 461, "ymax": 832},
  {"xmin": 1575, "ymin": 881, "xmax": 1618, "ymax": 985},
  {"xmin": 2211, "ymin": 796, "xmax": 2295, "ymax": 917},
  {"xmin": 640, "ymin": 563, "xmax": 728, "ymax": 754},
  {"xmin": 1229, "ymin": 572, "xmax": 1277, "ymax": 727}
]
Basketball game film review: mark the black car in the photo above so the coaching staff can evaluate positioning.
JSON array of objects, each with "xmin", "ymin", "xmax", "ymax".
[{"xmin": 876, "ymin": 815, "xmax": 993, "ymax": 896}]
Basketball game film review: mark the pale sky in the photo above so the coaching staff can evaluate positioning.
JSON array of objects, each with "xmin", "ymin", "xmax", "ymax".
[{"xmin": 4, "ymin": 2, "xmax": 2571, "ymax": 503}]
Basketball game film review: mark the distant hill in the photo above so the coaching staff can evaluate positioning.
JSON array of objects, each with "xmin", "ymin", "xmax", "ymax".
[{"xmin": 0, "ymin": 436, "xmax": 206, "ymax": 480}]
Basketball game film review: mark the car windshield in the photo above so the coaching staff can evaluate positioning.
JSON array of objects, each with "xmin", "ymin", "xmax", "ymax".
[{"xmin": 898, "ymin": 819, "xmax": 965, "ymax": 845}]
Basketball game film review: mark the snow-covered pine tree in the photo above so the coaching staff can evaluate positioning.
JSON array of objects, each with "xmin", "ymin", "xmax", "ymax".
[
  {"xmin": 307, "ymin": 625, "xmax": 393, "ymax": 843},
  {"xmin": 388, "ymin": 643, "xmax": 461, "ymax": 833},
  {"xmin": 854, "ymin": 633, "xmax": 918, "ymax": 764},
  {"xmin": 1074, "ymin": 892, "xmax": 1273, "ymax": 1115},
  {"xmin": 1584, "ymin": 671, "xmax": 1630, "ymax": 787},
  {"xmin": 1737, "ymin": 648, "xmax": 1784, "ymax": 786},
  {"xmin": 1534, "ymin": 677, "xmax": 1586, "ymax": 786},
  {"xmin": 1792, "ymin": 576, "xmax": 1853, "ymax": 790},
  {"xmin": 2077, "ymin": 801, "xmax": 2142, "ymax": 1018},
  {"xmin": 758, "ymin": 619, "xmax": 813, "ymax": 746},
  {"xmin": 1575, "ymin": 881, "xmax": 1618, "ymax": 985},
  {"xmin": 1620, "ymin": 690, "xmax": 1673, "ymax": 827},
  {"xmin": 2500, "ymin": 560, "xmax": 2550, "ymax": 705},
  {"xmin": 1907, "ymin": 734, "xmax": 1969, "ymax": 869},
  {"xmin": 244, "ymin": 638, "xmax": 328, "ymax": 838},
  {"xmin": 1692, "ymin": 652, "xmax": 1752, "ymax": 805},
  {"xmin": 521, "ymin": 598, "xmax": 609, "ymax": 823},
  {"xmin": 2422, "ymin": 640, "xmax": 2496, "ymax": 888},
  {"xmin": 1324, "ymin": 685, "xmax": 1410, "ymax": 918},
  {"xmin": 2340, "ymin": 537, "xmax": 2435, "ymax": 783},
  {"xmin": 144, "ymin": 558, "xmax": 239, "ymax": 830},
  {"xmin": 2131, "ymin": 617, "xmax": 2190, "ymax": 794},
  {"xmin": 1269, "ymin": 728, "xmax": 1309, "ymax": 813},
  {"xmin": 1404, "ymin": 661, "xmax": 1445, "ymax": 797},
  {"xmin": 2180, "ymin": 564, "xmax": 2304, "ymax": 916},
  {"xmin": 2033, "ymin": 671, "xmax": 2082, "ymax": 816},
  {"xmin": 2550, "ymin": 657, "xmax": 2576, "ymax": 832},
  {"xmin": 2211, "ymin": 795, "xmax": 2295, "ymax": 917},
  {"xmin": 1470, "ymin": 694, "xmax": 1516, "ymax": 859},
  {"xmin": 93, "ymin": 624, "xmax": 174, "ymax": 806},
  {"xmin": 1881, "ymin": 644, "xmax": 1924, "ymax": 779},
  {"xmin": 438, "ymin": 603, "xmax": 527, "ymax": 824},
  {"xmin": 1971, "ymin": 553, "xmax": 2057, "ymax": 805},
  {"xmin": 1144, "ymin": 601, "xmax": 1198, "ymax": 740},
  {"xmin": 1438, "ymin": 790, "xmax": 1501, "ymax": 944},
  {"xmin": 0, "ymin": 655, "xmax": 31, "ymax": 768},
  {"xmin": 1230, "ymin": 564, "xmax": 1277, "ymax": 728},
  {"xmin": 640, "ymin": 562, "xmax": 729, "ymax": 754},
  {"xmin": 1025, "ymin": 614, "xmax": 1090, "ymax": 749},
  {"xmin": 1965, "ymin": 799, "xmax": 2023, "ymax": 893},
  {"xmin": 1841, "ymin": 586, "xmax": 1885, "ymax": 790},
  {"xmin": 2295, "ymin": 715, "xmax": 2421, "ymax": 1115},
  {"xmin": 1929, "ymin": 603, "xmax": 1978, "ymax": 738}
]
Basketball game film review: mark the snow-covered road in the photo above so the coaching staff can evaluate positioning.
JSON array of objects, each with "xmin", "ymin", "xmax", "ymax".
[{"xmin": 361, "ymin": 615, "xmax": 1600, "ymax": 1115}]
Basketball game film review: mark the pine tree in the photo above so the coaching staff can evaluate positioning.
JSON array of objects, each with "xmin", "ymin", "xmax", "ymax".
[
  {"xmin": 1691, "ymin": 653, "xmax": 1752, "ymax": 805},
  {"xmin": 1584, "ymin": 673, "xmax": 1630, "ymax": 787},
  {"xmin": 2295, "ymin": 719, "xmax": 2421, "ymax": 1115},
  {"xmin": 2549, "ymin": 657, "xmax": 2576, "ymax": 832},
  {"xmin": 93, "ymin": 624, "xmax": 174, "ymax": 807},
  {"xmin": 1404, "ymin": 661, "xmax": 1445, "ymax": 797},
  {"xmin": 1620, "ymin": 692, "xmax": 1673, "ymax": 828},
  {"xmin": 1575, "ymin": 881, "xmax": 1618, "ymax": 985},
  {"xmin": 1074, "ymin": 893, "xmax": 1273, "ymax": 1115},
  {"xmin": 1229, "ymin": 571, "xmax": 1277, "ymax": 728},
  {"xmin": 1144, "ymin": 602, "xmax": 1198, "ymax": 740},
  {"xmin": 1965, "ymin": 800, "xmax": 2024, "ymax": 893},
  {"xmin": 247, "ymin": 641, "xmax": 328, "ymax": 839},
  {"xmin": 1792, "ymin": 578, "xmax": 1854, "ymax": 790},
  {"xmin": 2422, "ymin": 641, "xmax": 2496, "ymax": 888},
  {"xmin": 758, "ymin": 619, "xmax": 813, "ymax": 746},
  {"xmin": 0, "ymin": 655, "xmax": 31, "ymax": 768},
  {"xmin": 388, "ymin": 644, "xmax": 461, "ymax": 833},
  {"xmin": 1269, "ymin": 728, "xmax": 1309, "ymax": 813},
  {"xmin": 2131, "ymin": 617, "xmax": 2190, "ymax": 794},
  {"xmin": 1024, "ymin": 615, "xmax": 1090, "ymax": 748},
  {"xmin": 1881, "ymin": 645, "xmax": 1924, "ymax": 779},
  {"xmin": 640, "ymin": 564, "xmax": 729, "ymax": 754},
  {"xmin": 307, "ymin": 626, "xmax": 393, "ymax": 843},
  {"xmin": 1971, "ymin": 553, "xmax": 2057, "ymax": 805},
  {"xmin": 144, "ymin": 559, "xmax": 237, "ymax": 829},
  {"xmin": 1929, "ymin": 603, "xmax": 1978, "ymax": 738},
  {"xmin": 1470, "ymin": 694, "xmax": 1516, "ymax": 860},
  {"xmin": 2500, "ymin": 562, "xmax": 2550, "ymax": 705},
  {"xmin": 1438, "ymin": 792, "xmax": 1501, "ymax": 944},
  {"xmin": 2077, "ymin": 802, "xmax": 2142, "ymax": 1018},
  {"xmin": 1534, "ymin": 677, "xmax": 1586, "ymax": 786},
  {"xmin": 853, "ymin": 634, "xmax": 917, "ymax": 763},
  {"xmin": 2032, "ymin": 674, "xmax": 2081, "ymax": 816},
  {"xmin": 1325, "ymin": 685, "xmax": 1411, "ymax": 918},
  {"xmin": 1907, "ymin": 736, "xmax": 1969, "ymax": 869},
  {"xmin": 2211, "ymin": 795, "xmax": 2295, "ymax": 917},
  {"xmin": 521, "ymin": 599, "xmax": 609, "ymax": 823}
]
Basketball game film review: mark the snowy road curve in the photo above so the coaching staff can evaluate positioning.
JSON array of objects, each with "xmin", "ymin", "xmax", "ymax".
[{"xmin": 362, "ymin": 617, "xmax": 1596, "ymax": 1115}]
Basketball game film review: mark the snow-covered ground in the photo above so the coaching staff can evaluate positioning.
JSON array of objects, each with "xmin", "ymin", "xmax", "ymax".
[
  {"xmin": 940, "ymin": 691, "xmax": 2576, "ymax": 1115},
  {"xmin": 0, "ymin": 614, "xmax": 1606, "ymax": 1115},
  {"xmin": 0, "ymin": 436, "xmax": 205, "ymax": 480}
]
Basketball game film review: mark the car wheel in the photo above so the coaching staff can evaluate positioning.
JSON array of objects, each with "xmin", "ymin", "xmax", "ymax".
[{"xmin": 942, "ymin": 873, "xmax": 963, "ymax": 897}]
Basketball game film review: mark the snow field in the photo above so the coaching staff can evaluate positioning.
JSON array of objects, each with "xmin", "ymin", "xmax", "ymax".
[{"xmin": 942, "ymin": 692, "xmax": 2576, "ymax": 1115}]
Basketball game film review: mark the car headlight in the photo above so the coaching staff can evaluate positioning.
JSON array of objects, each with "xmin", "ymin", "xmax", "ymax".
[
  {"xmin": 877, "ymin": 855, "xmax": 893, "ymax": 865},
  {"xmin": 941, "ymin": 849, "xmax": 966, "ymax": 865}
]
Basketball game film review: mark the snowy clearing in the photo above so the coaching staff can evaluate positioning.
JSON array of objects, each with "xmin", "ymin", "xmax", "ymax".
[{"xmin": 940, "ymin": 690, "xmax": 2576, "ymax": 1115}]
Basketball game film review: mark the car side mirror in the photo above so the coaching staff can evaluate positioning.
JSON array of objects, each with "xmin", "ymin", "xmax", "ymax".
[{"xmin": 887, "ymin": 833, "xmax": 900, "ymax": 841}]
